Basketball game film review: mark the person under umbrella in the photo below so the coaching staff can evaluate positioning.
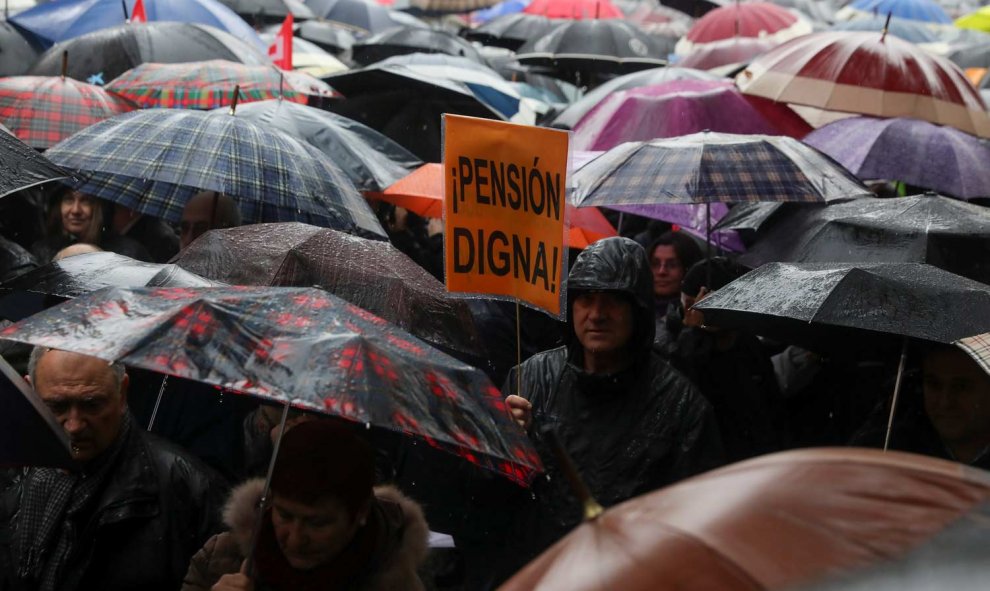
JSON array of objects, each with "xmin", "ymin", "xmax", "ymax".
[{"xmin": 29, "ymin": 189, "xmax": 150, "ymax": 263}]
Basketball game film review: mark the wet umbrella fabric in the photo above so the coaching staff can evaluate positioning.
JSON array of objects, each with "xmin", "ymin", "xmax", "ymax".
[
  {"xmin": 0, "ymin": 129, "xmax": 70, "ymax": 198},
  {"xmin": 0, "ymin": 286, "xmax": 543, "ymax": 485},
  {"xmin": 352, "ymin": 26, "xmax": 488, "ymax": 66},
  {"xmin": 218, "ymin": 0, "xmax": 314, "ymax": 22},
  {"xmin": 516, "ymin": 19, "xmax": 669, "ymax": 74},
  {"xmin": 0, "ymin": 76, "xmax": 136, "ymax": 149},
  {"xmin": 692, "ymin": 262, "xmax": 990, "ymax": 349},
  {"xmin": 676, "ymin": 37, "xmax": 780, "ymax": 71},
  {"xmin": 803, "ymin": 117, "xmax": 990, "ymax": 200},
  {"xmin": 0, "ymin": 251, "xmax": 224, "ymax": 321},
  {"xmin": 735, "ymin": 195, "xmax": 990, "ymax": 285},
  {"xmin": 172, "ymin": 222, "xmax": 481, "ymax": 356},
  {"xmin": 843, "ymin": 0, "xmax": 951, "ymax": 23},
  {"xmin": 27, "ymin": 22, "xmax": 270, "ymax": 85},
  {"xmin": 571, "ymin": 79, "xmax": 811, "ymax": 151},
  {"xmin": 829, "ymin": 15, "xmax": 940, "ymax": 44},
  {"xmin": 224, "ymin": 99, "xmax": 420, "ymax": 193},
  {"xmin": 675, "ymin": 1, "xmax": 812, "ymax": 55},
  {"xmin": 499, "ymin": 448, "xmax": 990, "ymax": 591},
  {"xmin": 464, "ymin": 13, "xmax": 562, "ymax": 51},
  {"xmin": 0, "ymin": 356, "xmax": 74, "ymax": 470},
  {"xmin": 105, "ymin": 60, "xmax": 336, "ymax": 109},
  {"xmin": 948, "ymin": 41, "xmax": 990, "ymax": 69},
  {"xmin": 736, "ymin": 31, "xmax": 990, "ymax": 138},
  {"xmin": 572, "ymin": 132, "xmax": 871, "ymax": 207},
  {"xmin": 304, "ymin": 0, "xmax": 406, "ymax": 33},
  {"xmin": 295, "ymin": 19, "xmax": 357, "ymax": 53},
  {"xmin": 521, "ymin": 0, "xmax": 623, "ymax": 18},
  {"xmin": 9, "ymin": 0, "xmax": 265, "ymax": 49},
  {"xmin": 46, "ymin": 109, "xmax": 384, "ymax": 238},
  {"xmin": 0, "ymin": 21, "xmax": 41, "ymax": 77}
]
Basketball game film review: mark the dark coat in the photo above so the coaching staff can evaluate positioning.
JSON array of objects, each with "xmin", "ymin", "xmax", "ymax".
[
  {"xmin": 182, "ymin": 479, "xmax": 430, "ymax": 591},
  {"xmin": 0, "ymin": 428, "xmax": 226, "ymax": 591}
]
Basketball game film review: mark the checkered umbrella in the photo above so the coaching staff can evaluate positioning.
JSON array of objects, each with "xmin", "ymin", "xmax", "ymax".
[
  {"xmin": 105, "ymin": 60, "xmax": 338, "ymax": 109},
  {"xmin": 0, "ymin": 76, "xmax": 136, "ymax": 149},
  {"xmin": 45, "ymin": 108, "xmax": 385, "ymax": 238},
  {"xmin": 572, "ymin": 131, "xmax": 871, "ymax": 207}
]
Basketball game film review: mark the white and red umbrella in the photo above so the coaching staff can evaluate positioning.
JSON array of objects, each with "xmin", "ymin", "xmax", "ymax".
[
  {"xmin": 674, "ymin": 1, "xmax": 811, "ymax": 55},
  {"xmin": 736, "ymin": 30, "xmax": 990, "ymax": 138}
]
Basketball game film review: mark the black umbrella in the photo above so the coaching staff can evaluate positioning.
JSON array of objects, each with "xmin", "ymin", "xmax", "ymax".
[
  {"xmin": 0, "ymin": 235, "xmax": 37, "ymax": 284},
  {"xmin": 218, "ymin": 0, "xmax": 314, "ymax": 25},
  {"xmin": 0, "ymin": 251, "xmax": 224, "ymax": 321},
  {"xmin": 464, "ymin": 13, "xmax": 563, "ymax": 51},
  {"xmin": 352, "ymin": 26, "xmax": 488, "ymax": 66},
  {"xmin": 304, "ymin": 0, "xmax": 407, "ymax": 33},
  {"xmin": 28, "ymin": 22, "xmax": 269, "ymax": 85},
  {"xmin": 0, "ymin": 356, "xmax": 75, "ymax": 469},
  {"xmin": 516, "ymin": 19, "xmax": 669, "ymax": 84},
  {"xmin": 325, "ymin": 62, "xmax": 505, "ymax": 161},
  {"xmin": 0, "ymin": 21, "xmax": 40, "ymax": 77},
  {"xmin": 737, "ymin": 195, "xmax": 990, "ymax": 285},
  {"xmin": 658, "ymin": 0, "xmax": 722, "ymax": 18},
  {"xmin": 221, "ymin": 99, "xmax": 421, "ymax": 192},
  {"xmin": 948, "ymin": 40, "xmax": 990, "ymax": 69},
  {"xmin": 296, "ymin": 18, "xmax": 357, "ymax": 53},
  {"xmin": 0, "ymin": 127, "xmax": 69, "ymax": 197}
]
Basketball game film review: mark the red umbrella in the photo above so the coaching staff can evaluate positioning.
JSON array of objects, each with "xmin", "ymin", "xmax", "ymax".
[
  {"xmin": 675, "ymin": 1, "xmax": 811, "ymax": 54},
  {"xmin": 522, "ymin": 0, "xmax": 623, "ymax": 19},
  {"xmin": 736, "ymin": 31, "xmax": 990, "ymax": 138},
  {"xmin": 0, "ymin": 76, "xmax": 136, "ymax": 149}
]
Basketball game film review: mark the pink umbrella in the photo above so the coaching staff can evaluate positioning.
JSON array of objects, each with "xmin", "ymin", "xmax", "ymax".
[
  {"xmin": 674, "ymin": 1, "xmax": 811, "ymax": 55},
  {"xmin": 572, "ymin": 79, "xmax": 811, "ymax": 151}
]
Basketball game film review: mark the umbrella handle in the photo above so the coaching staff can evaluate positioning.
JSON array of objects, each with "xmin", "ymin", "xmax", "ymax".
[
  {"xmin": 146, "ymin": 375, "xmax": 169, "ymax": 432},
  {"xmin": 244, "ymin": 401, "xmax": 291, "ymax": 579},
  {"xmin": 883, "ymin": 338, "xmax": 909, "ymax": 451}
]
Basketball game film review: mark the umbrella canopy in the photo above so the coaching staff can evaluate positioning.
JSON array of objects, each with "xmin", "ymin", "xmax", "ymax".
[
  {"xmin": 803, "ymin": 116, "xmax": 990, "ymax": 200},
  {"xmin": 550, "ymin": 65, "xmax": 721, "ymax": 128},
  {"xmin": 367, "ymin": 162, "xmax": 617, "ymax": 249},
  {"xmin": 105, "ymin": 60, "xmax": 337, "ymax": 109},
  {"xmin": 0, "ymin": 285, "xmax": 542, "ymax": 485},
  {"xmin": 409, "ymin": 0, "xmax": 506, "ymax": 15},
  {"xmin": 0, "ymin": 128, "xmax": 70, "ymax": 198},
  {"xmin": 218, "ymin": 0, "xmax": 314, "ymax": 23},
  {"xmin": 675, "ymin": 1, "xmax": 812, "ymax": 55},
  {"xmin": 572, "ymin": 132, "xmax": 871, "ymax": 207},
  {"xmin": 693, "ymin": 262, "xmax": 990, "ymax": 348},
  {"xmin": 829, "ymin": 14, "xmax": 940, "ymax": 44},
  {"xmin": 956, "ymin": 6, "xmax": 990, "ymax": 32},
  {"xmin": 46, "ymin": 108, "xmax": 384, "ymax": 237},
  {"xmin": 516, "ymin": 19, "xmax": 669, "ymax": 74},
  {"xmin": 464, "ymin": 13, "xmax": 562, "ymax": 51},
  {"xmin": 948, "ymin": 40, "xmax": 990, "ymax": 69},
  {"xmin": 172, "ymin": 222, "xmax": 483, "ymax": 356},
  {"xmin": 304, "ymin": 0, "xmax": 407, "ymax": 33},
  {"xmin": 352, "ymin": 26, "xmax": 488, "ymax": 66},
  {"xmin": 0, "ymin": 251, "xmax": 224, "ymax": 321},
  {"xmin": 736, "ymin": 195, "xmax": 990, "ymax": 285},
  {"xmin": 841, "ymin": 0, "xmax": 951, "ymax": 23},
  {"xmin": 9, "ymin": 0, "xmax": 265, "ymax": 50},
  {"xmin": 0, "ymin": 21, "xmax": 41, "ymax": 77},
  {"xmin": 0, "ymin": 356, "xmax": 74, "ymax": 470},
  {"xmin": 676, "ymin": 36, "xmax": 780, "ymax": 70},
  {"xmin": 295, "ymin": 19, "xmax": 357, "ymax": 53},
  {"xmin": 736, "ymin": 31, "xmax": 990, "ymax": 138},
  {"xmin": 325, "ymin": 62, "xmax": 506, "ymax": 160},
  {"xmin": 571, "ymin": 79, "xmax": 811, "ymax": 150},
  {"xmin": 472, "ymin": 0, "xmax": 530, "ymax": 22},
  {"xmin": 522, "ymin": 0, "xmax": 623, "ymax": 18},
  {"xmin": 28, "ymin": 22, "xmax": 270, "ymax": 86},
  {"xmin": 226, "ymin": 99, "xmax": 420, "ymax": 193},
  {"xmin": 500, "ymin": 448, "xmax": 990, "ymax": 591},
  {"xmin": 257, "ymin": 33, "xmax": 349, "ymax": 77},
  {"xmin": 0, "ymin": 76, "xmax": 136, "ymax": 149}
]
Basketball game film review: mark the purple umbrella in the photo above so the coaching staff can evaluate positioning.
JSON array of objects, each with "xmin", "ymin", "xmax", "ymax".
[
  {"xmin": 610, "ymin": 202, "xmax": 746, "ymax": 252},
  {"xmin": 571, "ymin": 79, "xmax": 812, "ymax": 151},
  {"xmin": 803, "ymin": 116, "xmax": 990, "ymax": 200}
]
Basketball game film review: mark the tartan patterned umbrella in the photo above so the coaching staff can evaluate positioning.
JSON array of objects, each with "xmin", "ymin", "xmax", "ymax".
[
  {"xmin": 45, "ymin": 109, "xmax": 385, "ymax": 238},
  {"xmin": 0, "ymin": 286, "xmax": 543, "ymax": 485},
  {"xmin": 571, "ymin": 132, "xmax": 871, "ymax": 207},
  {"xmin": 0, "ymin": 76, "xmax": 136, "ymax": 149},
  {"xmin": 105, "ymin": 60, "xmax": 338, "ymax": 109}
]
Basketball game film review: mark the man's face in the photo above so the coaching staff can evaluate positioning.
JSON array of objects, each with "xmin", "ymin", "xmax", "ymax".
[
  {"xmin": 31, "ymin": 350, "xmax": 128, "ymax": 462},
  {"xmin": 572, "ymin": 291, "xmax": 635, "ymax": 355},
  {"xmin": 650, "ymin": 245, "xmax": 684, "ymax": 299},
  {"xmin": 60, "ymin": 191, "xmax": 95, "ymax": 237},
  {"xmin": 923, "ymin": 348, "xmax": 990, "ymax": 448},
  {"xmin": 179, "ymin": 191, "xmax": 215, "ymax": 248},
  {"xmin": 272, "ymin": 493, "xmax": 365, "ymax": 570}
]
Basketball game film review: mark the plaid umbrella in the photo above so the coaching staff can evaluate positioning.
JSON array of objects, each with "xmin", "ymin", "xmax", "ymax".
[
  {"xmin": 0, "ymin": 76, "xmax": 136, "ymax": 149},
  {"xmin": 105, "ymin": 60, "xmax": 338, "ymax": 109},
  {"xmin": 0, "ymin": 286, "xmax": 543, "ymax": 485},
  {"xmin": 572, "ymin": 131, "xmax": 871, "ymax": 206},
  {"xmin": 45, "ymin": 109, "xmax": 385, "ymax": 238}
]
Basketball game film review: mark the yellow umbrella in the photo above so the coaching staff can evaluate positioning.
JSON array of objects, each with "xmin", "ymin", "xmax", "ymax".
[{"xmin": 956, "ymin": 6, "xmax": 990, "ymax": 32}]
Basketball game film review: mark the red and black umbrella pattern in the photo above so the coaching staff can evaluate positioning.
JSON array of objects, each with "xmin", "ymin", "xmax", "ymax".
[
  {"xmin": 0, "ymin": 76, "xmax": 136, "ymax": 149},
  {"xmin": 0, "ymin": 286, "xmax": 542, "ymax": 485}
]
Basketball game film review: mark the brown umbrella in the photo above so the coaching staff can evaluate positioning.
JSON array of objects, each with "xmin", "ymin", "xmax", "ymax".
[{"xmin": 499, "ymin": 448, "xmax": 990, "ymax": 591}]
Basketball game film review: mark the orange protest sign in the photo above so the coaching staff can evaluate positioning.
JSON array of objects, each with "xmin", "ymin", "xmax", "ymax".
[{"xmin": 443, "ymin": 115, "xmax": 569, "ymax": 318}]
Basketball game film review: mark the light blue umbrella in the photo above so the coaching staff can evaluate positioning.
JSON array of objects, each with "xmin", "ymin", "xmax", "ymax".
[
  {"xmin": 846, "ymin": 0, "xmax": 950, "ymax": 23},
  {"xmin": 830, "ymin": 14, "xmax": 940, "ymax": 43}
]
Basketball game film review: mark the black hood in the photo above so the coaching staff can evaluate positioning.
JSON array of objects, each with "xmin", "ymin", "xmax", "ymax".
[{"xmin": 567, "ymin": 237, "xmax": 656, "ymax": 359}]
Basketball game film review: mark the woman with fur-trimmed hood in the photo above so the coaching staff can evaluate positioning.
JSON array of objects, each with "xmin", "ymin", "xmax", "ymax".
[{"xmin": 182, "ymin": 421, "xmax": 429, "ymax": 591}]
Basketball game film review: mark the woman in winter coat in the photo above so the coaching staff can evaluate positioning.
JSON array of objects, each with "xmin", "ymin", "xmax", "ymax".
[{"xmin": 182, "ymin": 420, "xmax": 429, "ymax": 591}]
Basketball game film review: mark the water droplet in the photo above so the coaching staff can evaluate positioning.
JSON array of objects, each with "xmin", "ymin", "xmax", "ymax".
[{"xmin": 364, "ymin": 422, "xmax": 371, "ymax": 430}]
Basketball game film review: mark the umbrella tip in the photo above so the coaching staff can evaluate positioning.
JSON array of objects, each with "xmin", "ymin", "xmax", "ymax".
[
  {"xmin": 881, "ymin": 12, "xmax": 892, "ymax": 42},
  {"xmin": 61, "ymin": 50, "xmax": 68, "ymax": 80}
]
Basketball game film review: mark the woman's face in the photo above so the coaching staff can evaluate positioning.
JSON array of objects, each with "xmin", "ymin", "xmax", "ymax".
[
  {"xmin": 271, "ymin": 493, "xmax": 366, "ymax": 570},
  {"xmin": 60, "ymin": 191, "xmax": 95, "ymax": 237},
  {"xmin": 650, "ymin": 245, "xmax": 684, "ymax": 298}
]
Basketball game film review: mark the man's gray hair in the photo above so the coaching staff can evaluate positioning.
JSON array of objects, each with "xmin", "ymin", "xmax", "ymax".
[{"xmin": 28, "ymin": 346, "xmax": 126, "ymax": 390}]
